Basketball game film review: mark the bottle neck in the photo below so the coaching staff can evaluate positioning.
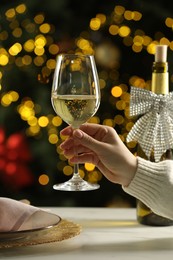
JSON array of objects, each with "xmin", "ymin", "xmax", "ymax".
[{"xmin": 151, "ymin": 62, "xmax": 169, "ymax": 94}]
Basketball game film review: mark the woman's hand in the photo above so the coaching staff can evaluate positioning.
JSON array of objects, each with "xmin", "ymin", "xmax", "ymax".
[{"xmin": 60, "ymin": 123, "xmax": 137, "ymax": 187}]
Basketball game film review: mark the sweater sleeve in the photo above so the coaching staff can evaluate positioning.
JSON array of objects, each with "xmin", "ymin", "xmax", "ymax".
[{"xmin": 122, "ymin": 157, "xmax": 173, "ymax": 220}]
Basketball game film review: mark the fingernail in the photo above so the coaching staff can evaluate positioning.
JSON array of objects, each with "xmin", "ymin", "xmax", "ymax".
[{"xmin": 74, "ymin": 129, "xmax": 83, "ymax": 139}]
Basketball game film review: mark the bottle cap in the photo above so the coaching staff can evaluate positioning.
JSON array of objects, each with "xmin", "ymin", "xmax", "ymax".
[{"xmin": 155, "ymin": 45, "xmax": 167, "ymax": 62}]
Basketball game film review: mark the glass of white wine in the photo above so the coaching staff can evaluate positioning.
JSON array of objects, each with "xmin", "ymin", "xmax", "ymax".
[{"xmin": 51, "ymin": 53, "xmax": 101, "ymax": 191}]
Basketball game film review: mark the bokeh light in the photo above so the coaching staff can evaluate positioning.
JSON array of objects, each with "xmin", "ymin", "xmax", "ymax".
[{"xmin": 1, "ymin": 1, "xmax": 173, "ymax": 191}]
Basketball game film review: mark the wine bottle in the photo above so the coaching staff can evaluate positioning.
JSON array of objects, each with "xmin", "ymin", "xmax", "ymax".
[{"xmin": 136, "ymin": 45, "xmax": 173, "ymax": 226}]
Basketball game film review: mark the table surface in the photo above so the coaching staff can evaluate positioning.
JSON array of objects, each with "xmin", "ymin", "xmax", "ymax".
[{"xmin": 0, "ymin": 207, "xmax": 173, "ymax": 260}]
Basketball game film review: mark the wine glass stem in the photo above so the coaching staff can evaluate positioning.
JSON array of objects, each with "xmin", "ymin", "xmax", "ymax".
[
  {"xmin": 73, "ymin": 163, "xmax": 79, "ymax": 175},
  {"xmin": 73, "ymin": 127, "xmax": 80, "ymax": 177},
  {"xmin": 73, "ymin": 142, "xmax": 80, "ymax": 177},
  {"xmin": 72, "ymin": 140, "xmax": 84, "ymax": 182}
]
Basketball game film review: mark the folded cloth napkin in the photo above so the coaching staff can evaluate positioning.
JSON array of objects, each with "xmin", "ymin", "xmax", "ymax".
[{"xmin": 0, "ymin": 197, "xmax": 61, "ymax": 232}]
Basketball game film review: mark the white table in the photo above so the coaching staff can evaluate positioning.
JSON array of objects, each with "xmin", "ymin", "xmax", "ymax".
[{"xmin": 0, "ymin": 207, "xmax": 173, "ymax": 260}]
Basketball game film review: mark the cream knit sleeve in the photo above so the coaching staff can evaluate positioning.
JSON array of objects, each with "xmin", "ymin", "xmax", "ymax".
[{"xmin": 123, "ymin": 157, "xmax": 173, "ymax": 220}]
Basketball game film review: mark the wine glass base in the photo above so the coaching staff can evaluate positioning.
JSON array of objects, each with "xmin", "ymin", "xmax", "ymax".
[{"xmin": 53, "ymin": 175, "xmax": 100, "ymax": 191}]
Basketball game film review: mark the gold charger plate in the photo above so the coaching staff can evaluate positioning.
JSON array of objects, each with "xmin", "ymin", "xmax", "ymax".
[{"xmin": 0, "ymin": 219, "xmax": 81, "ymax": 248}]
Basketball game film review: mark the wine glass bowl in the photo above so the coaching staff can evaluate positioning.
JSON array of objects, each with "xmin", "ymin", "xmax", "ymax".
[{"xmin": 51, "ymin": 53, "xmax": 100, "ymax": 191}]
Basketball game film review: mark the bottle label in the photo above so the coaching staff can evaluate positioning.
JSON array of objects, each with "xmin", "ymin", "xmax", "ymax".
[{"xmin": 151, "ymin": 72, "xmax": 169, "ymax": 94}]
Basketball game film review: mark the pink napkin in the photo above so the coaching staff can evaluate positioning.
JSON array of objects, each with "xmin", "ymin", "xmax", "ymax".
[{"xmin": 0, "ymin": 198, "xmax": 61, "ymax": 232}]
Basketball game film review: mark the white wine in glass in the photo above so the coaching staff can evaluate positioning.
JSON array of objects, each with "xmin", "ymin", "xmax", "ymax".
[{"xmin": 51, "ymin": 53, "xmax": 101, "ymax": 191}]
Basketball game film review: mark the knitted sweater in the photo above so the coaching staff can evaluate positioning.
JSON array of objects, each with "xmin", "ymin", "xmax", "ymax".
[{"xmin": 123, "ymin": 156, "xmax": 173, "ymax": 220}]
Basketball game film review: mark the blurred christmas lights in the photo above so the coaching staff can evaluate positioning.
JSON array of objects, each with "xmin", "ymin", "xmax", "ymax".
[{"xmin": 1, "ymin": 2, "xmax": 173, "ymax": 189}]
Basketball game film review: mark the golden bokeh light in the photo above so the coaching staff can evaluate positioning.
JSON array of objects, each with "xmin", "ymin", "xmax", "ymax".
[
  {"xmin": 116, "ymin": 100, "xmax": 126, "ymax": 110},
  {"xmin": 1, "ymin": 1, "xmax": 172, "ymax": 186},
  {"xmin": 34, "ymin": 14, "xmax": 45, "ymax": 24},
  {"xmin": 126, "ymin": 140, "xmax": 137, "ymax": 149},
  {"xmin": 96, "ymin": 13, "xmax": 106, "ymax": 24},
  {"xmin": 9, "ymin": 43, "xmax": 22, "ymax": 56},
  {"xmin": 46, "ymin": 59, "xmax": 56, "ymax": 69},
  {"xmin": 114, "ymin": 115, "xmax": 124, "ymax": 125},
  {"xmin": 84, "ymin": 163, "xmax": 95, "ymax": 171},
  {"xmin": 0, "ymin": 53, "xmax": 9, "ymax": 66},
  {"xmin": 114, "ymin": 5, "xmax": 125, "ymax": 15},
  {"xmin": 119, "ymin": 26, "xmax": 131, "ymax": 37},
  {"xmin": 49, "ymin": 134, "xmax": 59, "ymax": 144},
  {"xmin": 49, "ymin": 44, "xmax": 59, "ymax": 55},
  {"xmin": 87, "ymin": 116, "xmax": 100, "ymax": 124},
  {"xmin": 103, "ymin": 119, "xmax": 115, "ymax": 127},
  {"xmin": 5, "ymin": 8, "xmax": 16, "ymax": 19},
  {"xmin": 132, "ymin": 44, "xmax": 143, "ymax": 53},
  {"xmin": 87, "ymin": 170, "xmax": 102, "ymax": 183},
  {"xmin": 15, "ymin": 4, "xmax": 26, "ymax": 14},
  {"xmin": 24, "ymin": 39, "xmax": 35, "ymax": 52},
  {"xmin": 90, "ymin": 18, "xmax": 101, "ymax": 31},
  {"xmin": 12, "ymin": 27, "xmax": 23, "ymax": 38},
  {"xmin": 63, "ymin": 165, "xmax": 73, "ymax": 176},
  {"xmin": 39, "ymin": 23, "xmax": 51, "ymax": 34},
  {"xmin": 52, "ymin": 116, "xmax": 63, "ymax": 127},
  {"xmin": 28, "ymin": 116, "xmax": 38, "ymax": 126},
  {"xmin": 126, "ymin": 122, "xmax": 134, "ymax": 132},
  {"xmin": 38, "ymin": 116, "xmax": 49, "ymax": 127},
  {"xmin": 38, "ymin": 174, "xmax": 49, "ymax": 185},
  {"xmin": 109, "ymin": 25, "xmax": 119, "ymax": 35},
  {"xmin": 111, "ymin": 86, "xmax": 123, "ymax": 97},
  {"xmin": 27, "ymin": 125, "xmax": 40, "ymax": 136},
  {"xmin": 165, "ymin": 17, "xmax": 173, "ymax": 28}
]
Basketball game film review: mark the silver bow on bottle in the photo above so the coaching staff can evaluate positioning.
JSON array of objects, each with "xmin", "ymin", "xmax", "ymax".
[{"xmin": 126, "ymin": 86, "xmax": 173, "ymax": 162}]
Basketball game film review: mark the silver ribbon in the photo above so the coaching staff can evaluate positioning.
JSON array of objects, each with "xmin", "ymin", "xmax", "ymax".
[{"xmin": 126, "ymin": 86, "xmax": 173, "ymax": 162}]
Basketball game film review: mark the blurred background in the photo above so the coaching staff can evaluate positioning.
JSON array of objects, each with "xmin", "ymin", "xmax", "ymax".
[{"xmin": 0, "ymin": 0, "xmax": 173, "ymax": 207}]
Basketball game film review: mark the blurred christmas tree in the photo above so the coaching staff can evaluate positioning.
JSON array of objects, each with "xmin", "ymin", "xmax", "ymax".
[
  {"xmin": 0, "ymin": 1, "xmax": 71, "ymax": 199},
  {"xmin": 1, "ymin": 0, "xmax": 173, "ymax": 206}
]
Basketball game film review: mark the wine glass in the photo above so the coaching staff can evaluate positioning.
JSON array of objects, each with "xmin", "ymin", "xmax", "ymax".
[{"xmin": 51, "ymin": 53, "xmax": 101, "ymax": 191}]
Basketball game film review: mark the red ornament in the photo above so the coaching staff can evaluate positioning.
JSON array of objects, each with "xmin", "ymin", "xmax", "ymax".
[{"xmin": 0, "ymin": 128, "xmax": 34, "ymax": 191}]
